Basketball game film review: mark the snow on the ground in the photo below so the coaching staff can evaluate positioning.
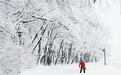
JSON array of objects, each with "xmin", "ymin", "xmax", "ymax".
[{"xmin": 20, "ymin": 62, "xmax": 121, "ymax": 75}]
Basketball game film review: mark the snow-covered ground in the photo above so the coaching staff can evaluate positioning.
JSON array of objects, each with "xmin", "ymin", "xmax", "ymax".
[{"xmin": 20, "ymin": 62, "xmax": 121, "ymax": 75}]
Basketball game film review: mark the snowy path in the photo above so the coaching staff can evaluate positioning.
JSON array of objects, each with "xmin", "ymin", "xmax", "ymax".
[{"xmin": 20, "ymin": 63, "xmax": 121, "ymax": 75}]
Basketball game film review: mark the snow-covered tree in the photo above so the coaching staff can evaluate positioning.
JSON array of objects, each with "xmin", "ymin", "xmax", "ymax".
[{"xmin": 0, "ymin": 0, "xmax": 111, "ymax": 75}]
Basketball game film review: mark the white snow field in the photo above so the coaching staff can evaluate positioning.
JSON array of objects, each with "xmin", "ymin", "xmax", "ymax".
[{"xmin": 20, "ymin": 62, "xmax": 121, "ymax": 75}]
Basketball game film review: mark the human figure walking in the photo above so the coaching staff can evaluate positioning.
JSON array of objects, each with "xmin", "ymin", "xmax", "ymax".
[{"xmin": 79, "ymin": 60, "xmax": 86, "ymax": 73}]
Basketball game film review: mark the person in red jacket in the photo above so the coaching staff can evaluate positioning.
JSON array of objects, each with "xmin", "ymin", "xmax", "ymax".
[{"xmin": 79, "ymin": 60, "xmax": 86, "ymax": 73}]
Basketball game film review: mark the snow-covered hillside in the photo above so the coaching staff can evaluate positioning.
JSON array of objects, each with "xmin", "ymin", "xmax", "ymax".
[{"xmin": 20, "ymin": 62, "xmax": 121, "ymax": 75}]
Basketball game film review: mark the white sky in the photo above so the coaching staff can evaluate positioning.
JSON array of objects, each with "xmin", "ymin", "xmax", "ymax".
[{"xmin": 94, "ymin": 0, "xmax": 121, "ymax": 58}]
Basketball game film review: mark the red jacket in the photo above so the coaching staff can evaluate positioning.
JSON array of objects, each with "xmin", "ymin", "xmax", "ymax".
[{"xmin": 79, "ymin": 60, "xmax": 86, "ymax": 69}]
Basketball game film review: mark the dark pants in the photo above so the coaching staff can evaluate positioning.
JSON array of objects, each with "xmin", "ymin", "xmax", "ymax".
[{"xmin": 80, "ymin": 68, "xmax": 86, "ymax": 73}]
